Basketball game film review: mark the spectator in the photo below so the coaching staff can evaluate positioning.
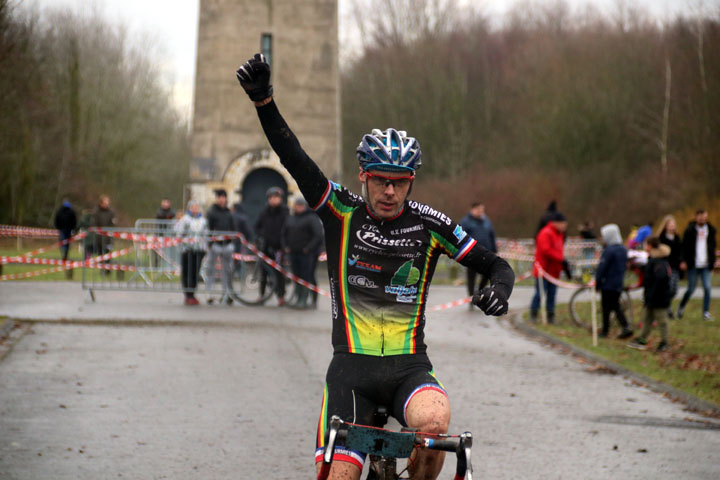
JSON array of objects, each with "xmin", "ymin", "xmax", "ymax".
[
  {"xmin": 655, "ymin": 215, "xmax": 683, "ymax": 317},
  {"xmin": 307, "ymin": 214, "xmax": 325, "ymax": 309},
  {"xmin": 205, "ymin": 188, "xmax": 236, "ymax": 304},
  {"xmin": 629, "ymin": 221, "xmax": 653, "ymax": 249},
  {"xmin": 153, "ymin": 198, "xmax": 176, "ymax": 268},
  {"xmin": 578, "ymin": 220, "xmax": 596, "ymax": 240},
  {"xmin": 595, "ymin": 224, "xmax": 633, "ymax": 339},
  {"xmin": 155, "ymin": 198, "xmax": 176, "ymax": 221},
  {"xmin": 677, "ymin": 209, "xmax": 716, "ymax": 321},
  {"xmin": 255, "ymin": 186, "xmax": 289, "ymax": 306},
  {"xmin": 174, "ymin": 200, "xmax": 207, "ymax": 305},
  {"xmin": 530, "ymin": 212, "xmax": 567, "ymax": 324},
  {"xmin": 460, "ymin": 202, "xmax": 497, "ymax": 310},
  {"xmin": 282, "ymin": 197, "xmax": 324, "ymax": 309},
  {"xmin": 535, "ymin": 200, "xmax": 557, "ymax": 239},
  {"xmin": 54, "ymin": 199, "xmax": 77, "ymax": 262},
  {"xmin": 628, "ymin": 237, "xmax": 673, "ymax": 352},
  {"xmin": 231, "ymin": 202, "xmax": 255, "ymax": 279},
  {"xmin": 91, "ymin": 195, "xmax": 117, "ymax": 275},
  {"xmin": 578, "ymin": 220, "xmax": 597, "ymax": 266}
]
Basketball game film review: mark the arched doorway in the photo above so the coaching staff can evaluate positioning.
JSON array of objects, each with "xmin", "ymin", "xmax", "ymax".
[{"xmin": 241, "ymin": 167, "xmax": 288, "ymax": 228}]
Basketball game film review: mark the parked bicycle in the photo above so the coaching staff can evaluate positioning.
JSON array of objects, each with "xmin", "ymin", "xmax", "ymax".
[
  {"xmin": 318, "ymin": 409, "xmax": 473, "ymax": 480},
  {"xmin": 568, "ymin": 252, "xmax": 646, "ymax": 330}
]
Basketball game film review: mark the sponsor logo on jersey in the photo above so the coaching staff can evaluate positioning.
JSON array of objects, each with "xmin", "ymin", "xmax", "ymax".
[
  {"xmin": 390, "ymin": 224, "xmax": 424, "ymax": 236},
  {"xmin": 385, "ymin": 260, "xmax": 420, "ymax": 302},
  {"xmin": 348, "ymin": 275, "xmax": 377, "ymax": 289},
  {"xmin": 453, "ymin": 225, "xmax": 467, "ymax": 242},
  {"xmin": 348, "ymin": 254, "xmax": 381, "ymax": 272},
  {"xmin": 408, "ymin": 200, "xmax": 452, "ymax": 225},
  {"xmin": 356, "ymin": 228, "xmax": 423, "ymax": 251}
]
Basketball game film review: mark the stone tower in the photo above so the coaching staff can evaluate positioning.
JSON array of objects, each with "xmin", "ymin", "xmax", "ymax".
[{"xmin": 189, "ymin": 0, "xmax": 340, "ymax": 225}]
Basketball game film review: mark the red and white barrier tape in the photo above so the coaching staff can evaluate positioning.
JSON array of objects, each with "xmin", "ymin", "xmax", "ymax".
[
  {"xmin": 534, "ymin": 262, "xmax": 594, "ymax": 289},
  {"xmin": 0, "ymin": 225, "xmax": 58, "ymax": 238}
]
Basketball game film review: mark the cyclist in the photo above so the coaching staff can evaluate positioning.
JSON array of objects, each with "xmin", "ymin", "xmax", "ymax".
[{"xmin": 236, "ymin": 53, "xmax": 515, "ymax": 480}]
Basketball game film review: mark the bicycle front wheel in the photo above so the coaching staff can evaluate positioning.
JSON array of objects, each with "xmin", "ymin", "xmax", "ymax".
[
  {"xmin": 568, "ymin": 286, "xmax": 600, "ymax": 330},
  {"xmin": 232, "ymin": 259, "xmax": 275, "ymax": 305}
]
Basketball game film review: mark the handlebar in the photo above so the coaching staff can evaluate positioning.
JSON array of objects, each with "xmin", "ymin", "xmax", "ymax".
[{"xmin": 320, "ymin": 416, "xmax": 473, "ymax": 479}]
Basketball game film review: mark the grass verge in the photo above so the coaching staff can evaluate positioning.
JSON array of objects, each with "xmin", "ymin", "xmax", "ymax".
[{"xmin": 528, "ymin": 299, "xmax": 720, "ymax": 406}]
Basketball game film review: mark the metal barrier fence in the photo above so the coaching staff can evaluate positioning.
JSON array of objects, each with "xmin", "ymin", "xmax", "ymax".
[{"xmin": 80, "ymin": 226, "xmax": 307, "ymax": 305}]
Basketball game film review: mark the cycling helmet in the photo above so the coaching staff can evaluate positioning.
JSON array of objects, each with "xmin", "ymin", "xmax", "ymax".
[
  {"xmin": 357, "ymin": 128, "xmax": 422, "ymax": 172},
  {"xmin": 266, "ymin": 186, "xmax": 283, "ymax": 197}
]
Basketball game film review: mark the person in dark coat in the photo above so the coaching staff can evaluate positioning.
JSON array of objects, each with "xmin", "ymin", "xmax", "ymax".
[
  {"xmin": 255, "ymin": 186, "xmax": 289, "ymax": 306},
  {"xmin": 205, "ymin": 189, "xmax": 237, "ymax": 303},
  {"xmin": 595, "ymin": 224, "xmax": 632, "ymax": 339},
  {"xmin": 282, "ymin": 197, "xmax": 324, "ymax": 308},
  {"xmin": 677, "ymin": 209, "xmax": 717, "ymax": 321},
  {"xmin": 155, "ymin": 198, "xmax": 176, "ymax": 221},
  {"xmin": 90, "ymin": 195, "xmax": 117, "ymax": 276},
  {"xmin": 628, "ymin": 237, "xmax": 673, "ymax": 352},
  {"xmin": 655, "ymin": 214, "xmax": 683, "ymax": 317},
  {"xmin": 54, "ymin": 200, "xmax": 77, "ymax": 262},
  {"xmin": 460, "ymin": 202, "xmax": 497, "ymax": 310},
  {"xmin": 535, "ymin": 200, "xmax": 557, "ymax": 239}
]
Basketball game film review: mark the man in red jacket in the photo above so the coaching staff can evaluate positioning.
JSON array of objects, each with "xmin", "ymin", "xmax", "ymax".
[{"xmin": 531, "ymin": 212, "xmax": 568, "ymax": 323}]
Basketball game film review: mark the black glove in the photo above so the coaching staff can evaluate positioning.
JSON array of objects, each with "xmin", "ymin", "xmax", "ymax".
[
  {"xmin": 472, "ymin": 286, "xmax": 509, "ymax": 316},
  {"xmin": 562, "ymin": 259, "xmax": 572, "ymax": 280},
  {"xmin": 236, "ymin": 53, "xmax": 273, "ymax": 102}
]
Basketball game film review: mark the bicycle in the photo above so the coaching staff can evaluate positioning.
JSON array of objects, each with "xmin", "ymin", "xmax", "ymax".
[
  {"xmin": 231, "ymin": 250, "xmax": 278, "ymax": 305},
  {"xmin": 318, "ymin": 408, "xmax": 473, "ymax": 480}
]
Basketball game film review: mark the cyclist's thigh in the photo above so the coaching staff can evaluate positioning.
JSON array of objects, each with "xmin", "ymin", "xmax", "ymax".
[
  {"xmin": 315, "ymin": 355, "xmax": 378, "ymax": 470},
  {"xmin": 391, "ymin": 355, "xmax": 448, "ymax": 428},
  {"xmin": 315, "ymin": 459, "xmax": 361, "ymax": 480}
]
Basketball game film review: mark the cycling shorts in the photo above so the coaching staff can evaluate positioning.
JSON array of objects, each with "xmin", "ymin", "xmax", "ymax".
[{"xmin": 314, "ymin": 352, "xmax": 447, "ymax": 468}]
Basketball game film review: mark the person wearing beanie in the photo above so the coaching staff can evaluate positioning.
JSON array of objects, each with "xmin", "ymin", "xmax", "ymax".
[
  {"xmin": 530, "ymin": 211, "xmax": 568, "ymax": 323},
  {"xmin": 628, "ymin": 237, "xmax": 673, "ymax": 352},
  {"xmin": 595, "ymin": 224, "xmax": 633, "ymax": 339}
]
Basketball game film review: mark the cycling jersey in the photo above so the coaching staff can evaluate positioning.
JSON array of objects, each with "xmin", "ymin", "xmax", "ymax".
[{"xmin": 256, "ymin": 101, "xmax": 514, "ymax": 357}]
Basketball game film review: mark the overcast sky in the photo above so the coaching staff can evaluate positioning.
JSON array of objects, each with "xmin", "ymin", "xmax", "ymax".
[{"xmin": 24, "ymin": 0, "xmax": 715, "ymax": 120}]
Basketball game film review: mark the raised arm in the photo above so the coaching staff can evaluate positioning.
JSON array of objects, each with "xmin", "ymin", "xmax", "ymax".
[{"xmin": 236, "ymin": 54, "xmax": 329, "ymax": 208}]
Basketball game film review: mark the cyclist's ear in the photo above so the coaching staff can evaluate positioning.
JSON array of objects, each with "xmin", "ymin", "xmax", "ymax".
[{"xmin": 358, "ymin": 170, "xmax": 367, "ymax": 182}]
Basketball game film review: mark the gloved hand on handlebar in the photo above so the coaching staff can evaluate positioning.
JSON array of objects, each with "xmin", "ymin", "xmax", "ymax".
[
  {"xmin": 236, "ymin": 53, "xmax": 273, "ymax": 102},
  {"xmin": 562, "ymin": 259, "xmax": 572, "ymax": 280},
  {"xmin": 472, "ymin": 286, "xmax": 509, "ymax": 316}
]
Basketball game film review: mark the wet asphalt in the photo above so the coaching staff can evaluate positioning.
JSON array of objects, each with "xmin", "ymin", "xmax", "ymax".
[{"xmin": 0, "ymin": 282, "xmax": 718, "ymax": 479}]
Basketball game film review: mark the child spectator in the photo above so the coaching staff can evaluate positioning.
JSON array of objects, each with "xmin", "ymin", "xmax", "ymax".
[
  {"xmin": 628, "ymin": 237, "xmax": 672, "ymax": 352},
  {"xmin": 595, "ymin": 224, "xmax": 633, "ymax": 339}
]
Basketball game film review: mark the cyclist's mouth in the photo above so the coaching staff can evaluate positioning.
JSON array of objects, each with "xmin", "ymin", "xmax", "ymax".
[{"xmin": 377, "ymin": 201, "xmax": 396, "ymax": 212}]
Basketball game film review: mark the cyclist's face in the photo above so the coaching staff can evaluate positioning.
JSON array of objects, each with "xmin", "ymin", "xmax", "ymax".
[{"xmin": 359, "ymin": 169, "xmax": 414, "ymax": 219}]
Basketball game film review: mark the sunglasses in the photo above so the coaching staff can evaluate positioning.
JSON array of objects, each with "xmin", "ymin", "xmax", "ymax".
[{"xmin": 364, "ymin": 171, "xmax": 415, "ymax": 189}]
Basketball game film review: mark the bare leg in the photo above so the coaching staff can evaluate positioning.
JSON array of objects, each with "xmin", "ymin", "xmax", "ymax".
[
  {"xmin": 405, "ymin": 389, "xmax": 451, "ymax": 480},
  {"xmin": 315, "ymin": 460, "xmax": 361, "ymax": 480}
]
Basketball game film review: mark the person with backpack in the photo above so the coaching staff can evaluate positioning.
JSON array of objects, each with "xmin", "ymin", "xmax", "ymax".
[{"xmin": 628, "ymin": 237, "xmax": 673, "ymax": 352}]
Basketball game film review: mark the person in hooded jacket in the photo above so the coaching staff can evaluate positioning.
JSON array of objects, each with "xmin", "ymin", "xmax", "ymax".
[
  {"xmin": 628, "ymin": 237, "xmax": 673, "ymax": 352},
  {"xmin": 205, "ymin": 189, "xmax": 237, "ymax": 304},
  {"xmin": 677, "ymin": 209, "xmax": 716, "ymax": 321},
  {"xmin": 255, "ymin": 186, "xmax": 289, "ymax": 305},
  {"xmin": 282, "ymin": 197, "xmax": 324, "ymax": 308},
  {"xmin": 595, "ymin": 224, "xmax": 633, "ymax": 339},
  {"xmin": 54, "ymin": 200, "xmax": 77, "ymax": 262}
]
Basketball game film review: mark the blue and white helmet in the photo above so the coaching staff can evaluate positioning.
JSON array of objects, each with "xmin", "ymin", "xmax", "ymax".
[{"xmin": 357, "ymin": 128, "xmax": 422, "ymax": 172}]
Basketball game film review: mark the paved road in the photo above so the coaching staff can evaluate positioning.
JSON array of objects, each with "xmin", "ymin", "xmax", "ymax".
[{"xmin": 0, "ymin": 282, "xmax": 718, "ymax": 479}]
